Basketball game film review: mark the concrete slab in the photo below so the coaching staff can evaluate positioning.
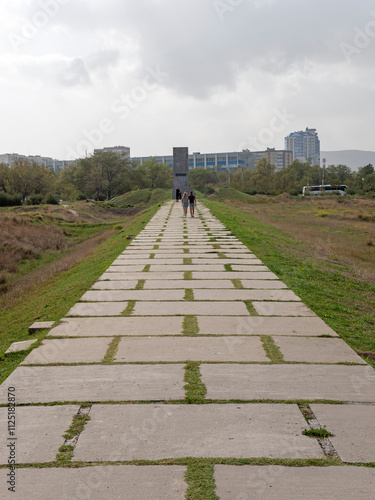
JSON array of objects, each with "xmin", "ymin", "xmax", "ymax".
[
  {"xmin": 115, "ymin": 337, "xmax": 268, "ymax": 362},
  {"xmin": 21, "ymin": 338, "xmax": 111, "ymax": 364},
  {"xmin": 198, "ymin": 316, "xmax": 338, "ymax": 336},
  {"xmin": 48, "ymin": 317, "xmax": 184, "ymax": 337},
  {"xmin": 5, "ymin": 339, "xmax": 38, "ymax": 354},
  {"xmin": 201, "ymin": 364, "xmax": 375, "ymax": 401},
  {"xmin": 148, "ymin": 264, "xmax": 225, "ymax": 272},
  {"xmin": 91, "ymin": 280, "xmax": 139, "ymax": 290},
  {"xmin": 193, "ymin": 272, "xmax": 280, "ymax": 280},
  {"xmin": 66, "ymin": 302, "xmax": 128, "ymax": 317},
  {"xmin": 222, "ymin": 253, "xmax": 257, "ymax": 259},
  {"xmin": 214, "ymin": 465, "xmax": 375, "ymax": 500},
  {"xmin": 0, "ymin": 406, "xmax": 78, "ymax": 464},
  {"xmin": 80, "ymin": 290, "xmax": 185, "ymax": 301},
  {"xmin": 252, "ymin": 302, "xmax": 316, "ymax": 316},
  {"xmin": 144, "ymin": 280, "xmax": 235, "ymax": 289},
  {"xmin": 194, "ymin": 289, "xmax": 301, "ymax": 301},
  {"xmin": 241, "ymin": 280, "xmax": 287, "ymax": 289},
  {"xmin": 311, "ymin": 404, "xmax": 375, "ymax": 462},
  {"xmin": 191, "ymin": 259, "xmax": 263, "ymax": 265},
  {"xmin": 99, "ymin": 272, "xmax": 184, "ymax": 280},
  {"xmin": 133, "ymin": 301, "xmax": 250, "ymax": 316},
  {"xmin": 274, "ymin": 337, "xmax": 366, "ymax": 364},
  {"xmin": 231, "ymin": 265, "xmax": 270, "ymax": 271},
  {"xmin": 112, "ymin": 259, "xmax": 183, "ymax": 265},
  {"xmin": 106, "ymin": 266, "xmax": 148, "ymax": 272},
  {"xmin": 73, "ymin": 404, "xmax": 323, "ymax": 461},
  {"xmin": 28, "ymin": 321, "xmax": 55, "ymax": 332},
  {"xmin": 116, "ymin": 253, "xmax": 153, "ymax": 259},
  {"xmin": 0, "ymin": 365, "xmax": 185, "ymax": 403},
  {"xmin": 0, "ymin": 466, "xmax": 187, "ymax": 499}
]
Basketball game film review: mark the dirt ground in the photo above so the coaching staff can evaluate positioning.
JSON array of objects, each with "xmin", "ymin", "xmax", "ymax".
[{"xmin": 226, "ymin": 196, "xmax": 375, "ymax": 284}]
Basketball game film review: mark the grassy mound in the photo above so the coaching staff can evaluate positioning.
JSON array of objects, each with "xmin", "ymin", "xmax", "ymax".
[{"xmin": 109, "ymin": 188, "xmax": 171, "ymax": 207}]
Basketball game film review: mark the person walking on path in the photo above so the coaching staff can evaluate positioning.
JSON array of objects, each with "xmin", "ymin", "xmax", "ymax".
[
  {"xmin": 182, "ymin": 192, "xmax": 189, "ymax": 216},
  {"xmin": 188, "ymin": 191, "xmax": 196, "ymax": 217},
  {"xmin": 175, "ymin": 187, "xmax": 181, "ymax": 202}
]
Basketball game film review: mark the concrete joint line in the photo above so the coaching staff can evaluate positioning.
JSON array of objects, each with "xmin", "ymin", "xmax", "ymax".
[{"xmin": 299, "ymin": 404, "xmax": 340, "ymax": 460}]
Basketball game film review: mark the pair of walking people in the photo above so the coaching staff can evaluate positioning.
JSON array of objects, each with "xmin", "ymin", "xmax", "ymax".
[{"xmin": 181, "ymin": 191, "xmax": 196, "ymax": 217}]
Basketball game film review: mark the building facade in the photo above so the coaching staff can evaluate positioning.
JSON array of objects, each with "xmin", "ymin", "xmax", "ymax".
[
  {"xmin": 94, "ymin": 146, "xmax": 130, "ymax": 156},
  {"xmin": 131, "ymin": 150, "xmax": 253, "ymax": 170},
  {"xmin": 285, "ymin": 128, "xmax": 320, "ymax": 166},
  {"xmin": 251, "ymin": 148, "xmax": 293, "ymax": 171},
  {"xmin": 0, "ymin": 153, "xmax": 73, "ymax": 171}
]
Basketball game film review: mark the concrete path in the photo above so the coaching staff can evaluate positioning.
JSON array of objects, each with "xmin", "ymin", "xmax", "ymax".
[{"xmin": 1, "ymin": 200, "xmax": 375, "ymax": 499}]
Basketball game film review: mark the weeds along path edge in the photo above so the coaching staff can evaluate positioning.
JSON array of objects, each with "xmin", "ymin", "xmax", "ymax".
[{"xmin": 0, "ymin": 206, "xmax": 159, "ymax": 382}]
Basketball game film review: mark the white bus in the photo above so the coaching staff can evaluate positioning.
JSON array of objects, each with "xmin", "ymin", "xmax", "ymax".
[{"xmin": 302, "ymin": 184, "xmax": 347, "ymax": 196}]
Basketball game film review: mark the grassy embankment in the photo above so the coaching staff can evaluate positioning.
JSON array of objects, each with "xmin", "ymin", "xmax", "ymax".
[
  {"xmin": 0, "ymin": 189, "xmax": 170, "ymax": 384},
  {"xmin": 202, "ymin": 188, "xmax": 375, "ymax": 365}
]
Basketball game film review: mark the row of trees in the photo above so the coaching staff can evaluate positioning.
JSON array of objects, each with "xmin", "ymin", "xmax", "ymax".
[
  {"xmin": 0, "ymin": 152, "xmax": 174, "ymax": 204},
  {"xmin": 190, "ymin": 160, "xmax": 375, "ymax": 196},
  {"xmin": 1, "ymin": 152, "xmax": 374, "ymax": 205}
]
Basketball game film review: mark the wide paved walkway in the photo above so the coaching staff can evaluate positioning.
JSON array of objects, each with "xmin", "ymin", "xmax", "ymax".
[{"xmin": 1, "ymin": 201, "xmax": 375, "ymax": 499}]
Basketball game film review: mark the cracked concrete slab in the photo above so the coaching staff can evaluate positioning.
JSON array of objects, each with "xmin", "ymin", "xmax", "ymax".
[
  {"xmin": 47, "ymin": 317, "xmax": 184, "ymax": 337},
  {"xmin": 201, "ymin": 364, "xmax": 375, "ymax": 401},
  {"xmin": 115, "ymin": 336, "xmax": 268, "ymax": 362},
  {"xmin": 0, "ymin": 406, "xmax": 78, "ymax": 464},
  {"xmin": 274, "ymin": 336, "xmax": 366, "ymax": 364},
  {"xmin": 311, "ymin": 404, "xmax": 375, "ymax": 463},
  {"xmin": 197, "ymin": 316, "xmax": 337, "ymax": 336},
  {"xmin": 0, "ymin": 365, "xmax": 185, "ymax": 403},
  {"xmin": 133, "ymin": 301, "xmax": 250, "ymax": 316},
  {"xmin": 73, "ymin": 404, "xmax": 323, "ymax": 461},
  {"xmin": 0, "ymin": 466, "xmax": 187, "ymax": 499},
  {"xmin": 214, "ymin": 465, "xmax": 375, "ymax": 500},
  {"xmin": 21, "ymin": 338, "xmax": 111, "ymax": 364}
]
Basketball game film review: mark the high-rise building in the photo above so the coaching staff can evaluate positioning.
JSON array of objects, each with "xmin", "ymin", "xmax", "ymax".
[{"xmin": 285, "ymin": 128, "xmax": 320, "ymax": 166}]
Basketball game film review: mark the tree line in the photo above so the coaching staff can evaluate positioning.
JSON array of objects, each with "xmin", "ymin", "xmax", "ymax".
[
  {"xmin": 190, "ymin": 159, "xmax": 375, "ymax": 196},
  {"xmin": 0, "ymin": 152, "xmax": 173, "ymax": 205},
  {"xmin": 0, "ymin": 152, "xmax": 374, "ymax": 206}
]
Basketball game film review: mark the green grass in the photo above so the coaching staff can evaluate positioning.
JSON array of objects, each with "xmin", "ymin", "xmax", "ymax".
[
  {"xmin": 184, "ymin": 362, "xmax": 206, "ymax": 403},
  {"xmin": 0, "ymin": 207, "xmax": 159, "ymax": 384},
  {"xmin": 185, "ymin": 460, "xmax": 217, "ymax": 500},
  {"xmin": 261, "ymin": 336, "xmax": 284, "ymax": 363},
  {"xmin": 184, "ymin": 289, "xmax": 195, "ymax": 301},
  {"xmin": 109, "ymin": 188, "xmax": 170, "ymax": 207},
  {"xmin": 303, "ymin": 428, "xmax": 334, "ymax": 438},
  {"xmin": 102, "ymin": 337, "xmax": 121, "ymax": 363},
  {"xmin": 122, "ymin": 301, "xmax": 136, "ymax": 317},
  {"xmin": 183, "ymin": 315, "xmax": 199, "ymax": 335},
  {"xmin": 202, "ymin": 198, "xmax": 375, "ymax": 365},
  {"xmin": 232, "ymin": 279, "xmax": 244, "ymax": 289}
]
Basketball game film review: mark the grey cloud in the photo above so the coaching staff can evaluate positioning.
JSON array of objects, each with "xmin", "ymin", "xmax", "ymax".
[{"xmin": 57, "ymin": 58, "xmax": 92, "ymax": 87}]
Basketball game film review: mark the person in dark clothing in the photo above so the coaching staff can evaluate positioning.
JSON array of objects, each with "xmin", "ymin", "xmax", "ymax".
[
  {"xmin": 175, "ymin": 187, "xmax": 181, "ymax": 202},
  {"xmin": 188, "ymin": 191, "xmax": 196, "ymax": 217}
]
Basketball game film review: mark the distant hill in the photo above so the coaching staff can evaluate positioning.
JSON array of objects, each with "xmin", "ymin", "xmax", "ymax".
[{"xmin": 321, "ymin": 150, "xmax": 375, "ymax": 171}]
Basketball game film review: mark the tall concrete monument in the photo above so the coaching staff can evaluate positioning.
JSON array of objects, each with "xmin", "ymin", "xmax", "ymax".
[{"xmin": 173, "ymin": 147, "xmax": 191, "ymax": 199}]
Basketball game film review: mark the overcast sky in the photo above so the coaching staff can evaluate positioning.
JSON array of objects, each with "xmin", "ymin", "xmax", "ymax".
[{"xmin": 1, "ymin": 0, "xmax": 375, "ymax": 160}]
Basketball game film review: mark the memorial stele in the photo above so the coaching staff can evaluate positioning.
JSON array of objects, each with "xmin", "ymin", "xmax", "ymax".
[{"xmin": 173, "ymin": 147, "xmax": 192, "ymax": 199}]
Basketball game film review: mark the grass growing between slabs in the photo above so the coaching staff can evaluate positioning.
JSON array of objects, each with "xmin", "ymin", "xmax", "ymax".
[
  {"xmin": 0, "ymin": 206, "xmax": 160, "ymax": 384},
  {"xmin": 203, "ymin": 198, "xmax": 375, "ymax": 366}
]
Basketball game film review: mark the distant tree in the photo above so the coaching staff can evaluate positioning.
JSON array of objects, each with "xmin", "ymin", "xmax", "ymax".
[
  {"xmin": 252, "ymin": 158, "xmax": 276, "ymax": 194},
  {"xmin": 132, "ymin": 158, "xmax": 173, "ymax": 189},
  {"xmin": 7, "ymin": 159, "xmax": 36, "ymax": 201},
  {"xmin": 0, "ymin": 162, "xmax": 9, "ymax": 192}
]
